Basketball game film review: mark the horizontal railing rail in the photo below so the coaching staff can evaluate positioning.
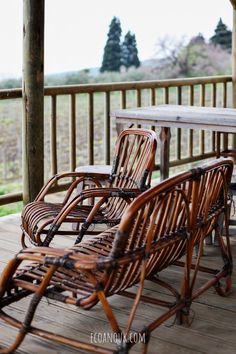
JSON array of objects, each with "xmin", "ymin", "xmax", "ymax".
[
  {"xmin": 0, "ymin": 75, "xmax": 232, "ymax": 98},
  {"xmin": 0, "ymin": 75, "xmax": 233, "ymax": 206}
]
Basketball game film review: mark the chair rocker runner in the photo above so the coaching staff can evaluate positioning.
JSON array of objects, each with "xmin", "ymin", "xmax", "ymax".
[
  {"xmin": 0, "ymin": 158, "xmax": 233, "ymax": 354},
  {"xmin": 21, "ymin": 128, "xmax": 157, "ymax": 248}
]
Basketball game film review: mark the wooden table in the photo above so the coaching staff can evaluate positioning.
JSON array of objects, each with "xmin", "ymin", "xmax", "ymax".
[{"xmin": 112, "ymin": 104, "xmax": 236, "ymax": 179}]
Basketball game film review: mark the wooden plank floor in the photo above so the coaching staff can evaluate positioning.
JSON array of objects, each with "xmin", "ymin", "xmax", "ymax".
[{"xmin": 0, "ymin": 213, "xmax": 236, "ymax": 354}]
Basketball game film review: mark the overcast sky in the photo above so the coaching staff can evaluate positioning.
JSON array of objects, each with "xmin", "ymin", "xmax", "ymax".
[{"xmin": 0, "ymin": 0, "xmax": 233, "ymax": 78}]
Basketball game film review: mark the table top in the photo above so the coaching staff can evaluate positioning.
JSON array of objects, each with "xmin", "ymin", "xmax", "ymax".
[
  {"xmin": 75, "ymin": 165, "xmax": 112, "ymax": 177},
  {"xmin": 112, "ymin": 104, "xmax": 236, "ymax": 133}
]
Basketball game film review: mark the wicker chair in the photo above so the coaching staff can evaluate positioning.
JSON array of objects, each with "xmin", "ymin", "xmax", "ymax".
[
  {"xmin": 21, "ymin": 128, "xmax": 157, "ymax": 248},
  {"xmin": 0, "ymin": 159, "xmax": 233, "ymax": 354}
]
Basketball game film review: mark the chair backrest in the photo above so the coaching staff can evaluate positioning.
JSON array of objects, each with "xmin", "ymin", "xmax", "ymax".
[
  {"xmin": 105, "ymin": 158, "xmax": 233, "ymax": 295},
  {"xmin": 194, "ymin": 158, "xmax": 233, "ymax": 242},
  {"xmin": 110, "ymin": 128, "xmax": 157, "ymax": 190},
  {"xmin": 105, "ymin": 128, "xmax": 157, "ymax": 220},
  {"xmin": 106, "ymin": 169, "xmax": 196, "ymax": 294}
]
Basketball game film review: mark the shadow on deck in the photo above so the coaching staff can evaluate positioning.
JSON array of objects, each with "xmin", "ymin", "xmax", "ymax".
[{"xmin": 0, "ymin": 213, "xmax": 235, "ymax": 354}]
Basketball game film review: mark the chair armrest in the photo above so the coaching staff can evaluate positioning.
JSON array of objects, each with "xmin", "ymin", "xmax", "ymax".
[
  {"xmin": 42, "ymin": 187, "xmax": 141, "ymax": 246},
  {"xmin": 53, "ymin": 187, "xmax": 142, "ymax": 224},
  {"xmin": 16, "ymin": 246, "xmax": 142, "ymax": 271},
  {"xmin": 35, "ymin": 172, "xmax": 108, "ymax": 202},
  {"xmin": 78, "ymin": 187, "xmax": 141, "ymax": 200},
  {"xmin": 16, "ymin": 247, "xmax": 105, "ymax": 271}
]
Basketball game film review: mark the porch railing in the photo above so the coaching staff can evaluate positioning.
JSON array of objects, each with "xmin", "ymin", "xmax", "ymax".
[{"xmin": 0, "ymin": 75, "xmax": 233, "ymax": 206}]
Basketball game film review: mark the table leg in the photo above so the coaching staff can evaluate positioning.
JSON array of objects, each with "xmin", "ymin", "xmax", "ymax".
[
  {"xmin": 160, "ymin": 127, "xmax": 171, "ymax": 180},
  {"xmin": 116, "ymin": 122, "xmax": 125, "ymax": 136}
]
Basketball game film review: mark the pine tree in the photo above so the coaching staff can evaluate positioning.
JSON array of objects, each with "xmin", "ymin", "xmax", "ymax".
[
  {"xmin": 100, "ymin": 17, "xmax": 122, "ymax": 72},
  {"xmin": 210, "ymin": 18, "xmax": 232, "ymax": 51},
  {"xmin": 121, "ymin": 31, "xmax": 140, "ymax": 70}
]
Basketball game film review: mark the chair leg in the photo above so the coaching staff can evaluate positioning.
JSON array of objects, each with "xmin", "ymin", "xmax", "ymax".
[
  {"xmin": 205, "ymin": 234, "xmax": 213, "ymax": 245},
  {"xmin": 0, "ymin": 264, "xmax": 58, "ymax": 353},
  {"xmin": 0, "ymin": 292, "xmax": 44, "ymax": 353},
  {"xmin": 75, "ymin": 221, "xmax": 91, "ymax": 244},
  {"xmin": 116, "ymin": 342, "xmax": 129, "ymax": 354},
  {"xmin": 141, "ymin": 341, "xmax": 149, "ymax": 354},
  {"xmin": 21, "ymin": 231, "xmax": 37, "ymax": 248},
  {"xmin": 0, "ymin": 297, "xmax": 40, "ymax": 354},
  {"xmin": 0, "ymin": 329, "xmax": 26, "ymax": 354},
  {"xmin": 21, "ymin": 231, "xmax": 27, "ymax": 248},
  {"xmin": 213, "ymin": 217, "xmax": 232, "ymax": 296}
]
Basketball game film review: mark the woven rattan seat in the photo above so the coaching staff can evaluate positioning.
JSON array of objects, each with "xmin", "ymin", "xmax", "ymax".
[{"xmin": 22, "ymin": 201, "xmax": 106, "ymax": 243}]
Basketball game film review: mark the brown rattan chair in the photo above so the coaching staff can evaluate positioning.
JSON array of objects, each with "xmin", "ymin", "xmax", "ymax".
[
  {"xmin": 0, "ymin": 159, "xmax": 233, "ymax": 354},
  {"xmin": 21, "ymin": 128, "xmax": 157, "ymax": 248}
]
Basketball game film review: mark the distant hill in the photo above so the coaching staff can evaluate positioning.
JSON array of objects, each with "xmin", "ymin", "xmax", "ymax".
[
  {"xmin": 0, "ymin": 72, "xmax": 20, "ymax": 81},
  {"xmin": 0, "ymin": 66, "xmax": 100, "ymax": 79},
  {"xmin": 45, "ymin": 67, "xmax": 100, "ymax": 80},
  {"xmin": 0, "ymin": 61, "xmax": 157, "ymax": 89}
]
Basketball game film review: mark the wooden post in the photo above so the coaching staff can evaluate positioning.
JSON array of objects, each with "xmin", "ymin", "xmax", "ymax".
[
  {"xmin": 22, "ymin": 0, "xmax": 45, "ymax": 204},
  {"xmin": 232, "ymin": 3, "xmax": 236, "ymax": 107},
  {"xmin": 160, "ymin": 127, "xmax": 171, "ymax": 180},
  {"xmin": 229, "ymin": 1, "xmax": 236, "ymax": 158}
]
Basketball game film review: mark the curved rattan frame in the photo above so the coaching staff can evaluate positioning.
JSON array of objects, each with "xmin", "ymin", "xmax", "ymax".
[{"xmin": 0, "ymin": 158, "xmax": 233, "ymax": 353}]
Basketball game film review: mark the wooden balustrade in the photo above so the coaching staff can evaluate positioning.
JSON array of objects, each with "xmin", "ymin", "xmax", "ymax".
[{"xmin": 0, "ymin": 75, "xmax": 233, "ymax": 206}]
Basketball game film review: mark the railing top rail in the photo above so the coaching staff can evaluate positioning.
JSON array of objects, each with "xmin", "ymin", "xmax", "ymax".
[
  {"xmin": 0, "ymin": 75, "xmax": 232, "ymax": 99},
  {"xmin": 0, "ymin": 88, "xmax": 22, "ymax": 99},
  {"xmin": 44, "ymin": 75, "xmax": 232, "ymax": 95}
]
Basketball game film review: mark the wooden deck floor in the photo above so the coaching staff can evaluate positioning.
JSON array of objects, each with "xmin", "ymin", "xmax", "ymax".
[{"xmin": 0, "ymin": 213, "xmax": 236, "ymax": 354}]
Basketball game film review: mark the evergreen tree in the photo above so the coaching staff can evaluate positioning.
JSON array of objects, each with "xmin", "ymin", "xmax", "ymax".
[
  {"xmin": 210, "ymin": 18, "xmax": 232, "ymax": 51},
  {"xmin": 100, "ymin": 17, "xmax": 122, "ymax": 72},
  {"xmin": 121, "ymin": 31, "xmax": 140, "ymax": 70}
]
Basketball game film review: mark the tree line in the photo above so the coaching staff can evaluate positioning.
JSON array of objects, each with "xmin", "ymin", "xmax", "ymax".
[{"xmin": 0, "ymin": 17, "xmax": 232, "ymax": 89}]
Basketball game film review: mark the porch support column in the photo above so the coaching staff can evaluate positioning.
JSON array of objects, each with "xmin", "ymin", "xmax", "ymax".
[
  {"xmin": 231, "ymin": 1, "xmax": 236, "ymax": 107},
  {"xmin": 23, "ymin": 0, "xmax": 45, "ymax": 204},
  {"xmin": 229, "ymin": 1, "xmax": 236, "ymax": 158}
]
